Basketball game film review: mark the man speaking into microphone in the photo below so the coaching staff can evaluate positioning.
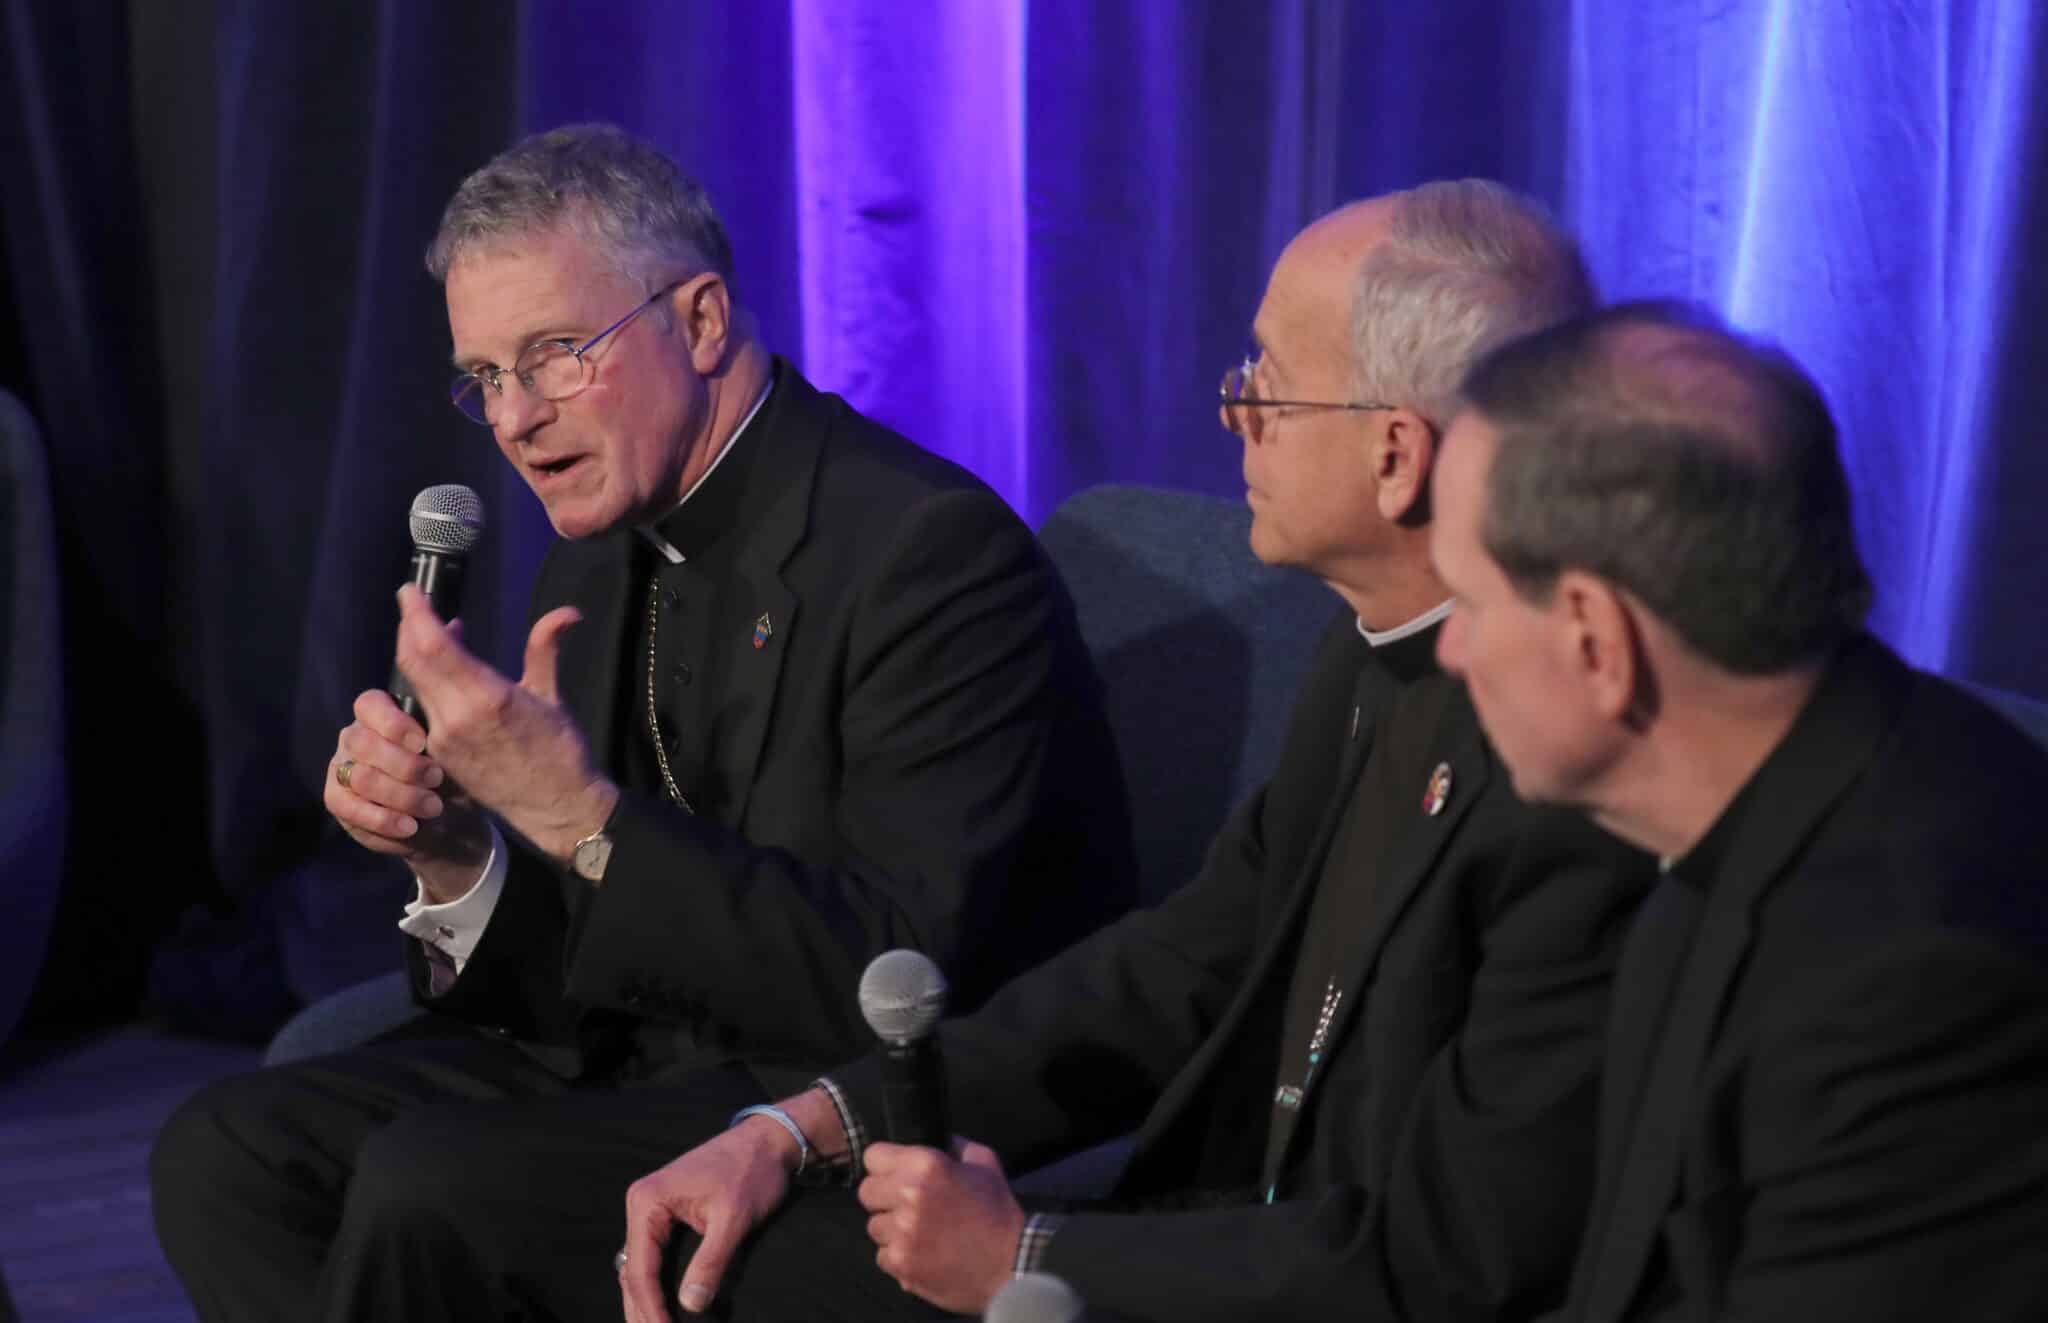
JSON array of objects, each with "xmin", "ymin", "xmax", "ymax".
[{"xmin": 149, "ymin": 122, "xmax": 1134, "ymax": 1322}]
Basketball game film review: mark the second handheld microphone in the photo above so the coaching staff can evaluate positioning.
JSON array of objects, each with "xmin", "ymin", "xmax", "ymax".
[{"xmin": 858, "ymin": 949, "xmax": 951, "ymax": 1148}]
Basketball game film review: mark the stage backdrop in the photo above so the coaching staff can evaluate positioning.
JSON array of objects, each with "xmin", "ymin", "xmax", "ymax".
[{"xmin": 3, "ymin": 0, "xmax": 2044, "ymax": 1034}]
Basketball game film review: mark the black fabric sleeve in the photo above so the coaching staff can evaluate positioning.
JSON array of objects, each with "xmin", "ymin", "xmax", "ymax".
[
  {"xmin": 835, "ymin": 784, "xmax": 1281, "ymax": 1167},
  {"xmin": 1042, "ymin": 811, "xmax": 1645, "ymax": 1323},
  {"xmin": 1699, "ymin": 933, "xmax": 2048, "ymax": 1323},
  {"xmin": 554, "ymin": 489, "xmax": 1111, "ymax": 1067},
  {"xmin": 833, "ymin": 618, "xmax": 1364, "ymax": 1170}
]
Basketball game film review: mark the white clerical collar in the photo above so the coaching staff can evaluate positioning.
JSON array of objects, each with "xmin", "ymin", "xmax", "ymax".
[
  {"xmin": 636, "ymin": 377, "xmax": 776, "ymax": 564},
  {"xmin": 1355, "ymin": 599, "xmax": 1453, "ymax": 648}
]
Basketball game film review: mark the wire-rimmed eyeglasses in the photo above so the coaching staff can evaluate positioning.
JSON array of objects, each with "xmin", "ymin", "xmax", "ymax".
[
  {"xmin": 449, "ymin": 277, "xmax": 691, "ymax": 426},
  {"xmin": 1219, "ymin": 354, "xmax": 1394, "ymax": 443}
]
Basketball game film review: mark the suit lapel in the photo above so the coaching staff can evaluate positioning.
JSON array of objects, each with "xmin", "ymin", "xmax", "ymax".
[
  {"xmin": 1576, "ymin": 639, "xmax": 1906, "ymax": 1323},
  {"xmin": 1257, "ymin": 654, "xmax": 1388, "ymax": 913},
  {"xmin": 1266, "ymin": 654, "xmax": 1391, "ymax": 939},
  {"xmin": 708, "ymin": 365, "xmax": 822, "ymax": 826},
  {"xmin": 1120, "ymin": 642, "xmax": 1381, "ymax": 1179},
  {"xmin": 1575, "ymin": 889, "xmax": 1741, "ymax": 1323},
  {"xmin": 1568, "ymin": 872, "xmax": 1701, "ymax": 1315},
  {"xmin": 1336, "ymin": 695, "xmax": 1489, "ymax": 1001},
  {"xmin": 1265, "ymin": 691, "xmax": 1492, "ymax": 1174}
]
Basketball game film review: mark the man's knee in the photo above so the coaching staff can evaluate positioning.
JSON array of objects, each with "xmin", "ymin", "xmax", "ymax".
[
  {"xmin": 153, "ymin": 1066, "xmax": 340, "ymax": 1268},
  {"xmin": 153, "ymin": 1060, "xmax": 385, "ymax": 1229},
  {"xmin": 152, "ymin": 1071, "xmax": 273, "ymax": 1214},
  {"xmin": 340, "ymin": 1110, "xmax": 478, "ymax": 1237}
]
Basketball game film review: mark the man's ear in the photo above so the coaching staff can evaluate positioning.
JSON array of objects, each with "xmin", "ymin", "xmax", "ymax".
[
  {"xmin": 674, "ymin": 273, "xmax": 731, "ymax": 374},
  {"xmin": 1373, "ymin": 409, "xmax": 1438, "ymax": 526},
  {"xmin": 1555, "ymin": 570, "xmax": 1653, "ymax": 725}
]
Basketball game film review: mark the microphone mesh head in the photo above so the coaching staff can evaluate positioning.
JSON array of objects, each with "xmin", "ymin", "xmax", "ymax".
[
  {"xmin": 985, "ymin": 1273, "xmax": 1086, "ymax": 1323},
  {"xmin": 408, "ymin": 484, "xmax": 485, "ymax": 554},
  {"xmin": 858, "ymin": 949, "xmax": 948, "ymax": 1043}
]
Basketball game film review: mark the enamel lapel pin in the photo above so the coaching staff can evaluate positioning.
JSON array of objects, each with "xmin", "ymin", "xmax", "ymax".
[{"xmin": 1422, "ymin": 761, "xmax": 1453, "ymax": 816}]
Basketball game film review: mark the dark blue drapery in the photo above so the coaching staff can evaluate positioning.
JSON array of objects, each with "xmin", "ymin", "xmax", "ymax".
[{"xmin": 3, "ymin": 0, "xmax": 2043, "ymax": 1032}]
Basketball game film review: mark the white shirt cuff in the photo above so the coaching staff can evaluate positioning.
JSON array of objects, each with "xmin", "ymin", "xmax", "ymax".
[{"xmin": 396, "ymin": 822, "xmax": 508, "ymax": 974}]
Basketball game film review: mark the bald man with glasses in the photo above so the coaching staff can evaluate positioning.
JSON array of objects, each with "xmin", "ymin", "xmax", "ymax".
[{"xmin": 608, "ymin": 181, "xmax": 1653, "ymax": 1323}]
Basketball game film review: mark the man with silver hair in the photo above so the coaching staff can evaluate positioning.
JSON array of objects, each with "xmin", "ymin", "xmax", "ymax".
[
  {"xmin": 614, "ymin": 183, "xmax": 1653, "ymax": 1323},
  {"xmin": 149, "ymin": 123, "xmax": 1135, "ymax": 1320}
]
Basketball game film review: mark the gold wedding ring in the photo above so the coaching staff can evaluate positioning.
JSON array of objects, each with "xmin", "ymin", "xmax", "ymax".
[{"xmin": 335, "ymin": 758, "xmax": 356, "ymax": 790}]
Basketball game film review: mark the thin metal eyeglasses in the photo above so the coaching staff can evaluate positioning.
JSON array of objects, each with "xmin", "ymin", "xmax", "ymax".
[
  {"xmin": 449, "ymin": 277, "xmax": 690, "ymax": 425},
  {"xmin": 1220, "ymin": 354, "xmax": 1394, "ymax": 443}
]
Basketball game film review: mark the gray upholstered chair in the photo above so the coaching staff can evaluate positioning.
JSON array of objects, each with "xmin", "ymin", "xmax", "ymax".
[
  {"xmin": 1017, "ymin": 484, "xmax": 1334, "ymax": 1193},
  {"xmin": 0, "ymin": 389, "xmax": 67, "ymax": 1049},
  {"xmin": 1035, "ymin": 484, "xmax": 1336, "ymax": 904},
  {"xmin": 262, "ymin": 966, "xmax": 419, "ymax": 1064}
]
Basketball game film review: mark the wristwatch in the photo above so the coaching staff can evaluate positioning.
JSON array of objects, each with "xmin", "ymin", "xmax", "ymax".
[{"xmin": 570, "ymin": 829, "xmax": 614, "ymax": 884}]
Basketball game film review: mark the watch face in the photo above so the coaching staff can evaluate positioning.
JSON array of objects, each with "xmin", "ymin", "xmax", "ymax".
[{"xmin": 574, "ymin": 833, "xmax": 612, "ymax": 882}]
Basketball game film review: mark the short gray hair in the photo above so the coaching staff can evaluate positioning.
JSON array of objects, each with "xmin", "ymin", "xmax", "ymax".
[
  {"xmin": 1351, "ymin": 180, "xmax": 1594, "ymax": 426},
  {"xmin": 1462, "ymin": 300, "xmax": 1872, "ymax": 674},
  {"xmin": 426, "ymin": 123, "xmax": 734, "ymax": 292}
]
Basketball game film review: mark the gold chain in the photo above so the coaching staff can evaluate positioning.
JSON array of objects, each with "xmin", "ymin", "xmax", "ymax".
[
  {"xmin": 1307, "ymin": 977, "xmax": 1343, "ymax": 1058},
  {"xmin": 643, "ymin": 576, "xmax": 694, "ymax": 813}
]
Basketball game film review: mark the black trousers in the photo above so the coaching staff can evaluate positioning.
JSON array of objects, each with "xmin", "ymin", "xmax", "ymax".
[{"xmin": 149, "ymin": 1016, "xmax": 947, "ymax": 1322}]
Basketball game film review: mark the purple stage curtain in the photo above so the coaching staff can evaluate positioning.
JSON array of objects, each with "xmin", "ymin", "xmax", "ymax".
[{"xmin": 3, "ymin": 0, "xmax": 2044, "ymax": 1032}]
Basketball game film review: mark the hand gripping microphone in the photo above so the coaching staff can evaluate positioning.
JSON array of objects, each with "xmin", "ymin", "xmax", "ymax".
[
  {"xmin": 857, "ymin": 949, "xmax": 951, "ymax": 1148},
  {"xmin": 985, "ymin": 1273, "xmax": 1091, "ymax": 1323},
  {"xmin": 389, "ymin": 483, "xmax": 484, "ymax": 727}
]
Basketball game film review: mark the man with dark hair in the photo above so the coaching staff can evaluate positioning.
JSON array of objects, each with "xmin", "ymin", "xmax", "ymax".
[
  {"xmin": 148, "ymin": 123, "xmax": 1135, "ymax": 1321},
  {"xmin": 616, "ymin": 181, "xmax": 1654, "ymax": 1323},
  {"xmin": 1431, "ymin": 300, "xmax": 2048, "ymax": 1321}
]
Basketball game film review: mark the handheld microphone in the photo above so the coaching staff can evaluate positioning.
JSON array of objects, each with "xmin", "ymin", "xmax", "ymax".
[
  {"xmin": 985, "ymin": 1273, "xmax": 1089, "ymax": 1323},
  {"xmin": 389, "ymin": 483, "xmax": 484, "ymax": 727},
  {"xmin": 857, "ymin": 949, "xmax": 951, "ymax": 1148}
]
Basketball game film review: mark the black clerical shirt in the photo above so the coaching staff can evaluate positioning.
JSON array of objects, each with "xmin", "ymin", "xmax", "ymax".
[
  {"xmin": 601, "ymin": 376, "xmax": 776, "ymax": 1075},
  {"xmin": 1574, "ymin": 767, "xmax": 1757, "ymax": 1317},
  {"xmin": 617, "ymin": 378, "xmax": 775, "ymax": 819},
  {"xmin": 1262, "ymin": 621, "xmax": 1449, "ymax": 1191}
]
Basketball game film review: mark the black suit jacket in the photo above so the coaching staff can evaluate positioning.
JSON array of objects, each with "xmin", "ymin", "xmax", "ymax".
[
  {"xmin": 839, "ymin": 616, "xmax": 1653, "ymax": 1322},
  {"xmin": 410, "ymin": 363, "xmax": 1136, "ymax": 1090},
  {"xmin": 1560, "ymin": 637, "xmax": 2048, "ymax": 1322}
]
